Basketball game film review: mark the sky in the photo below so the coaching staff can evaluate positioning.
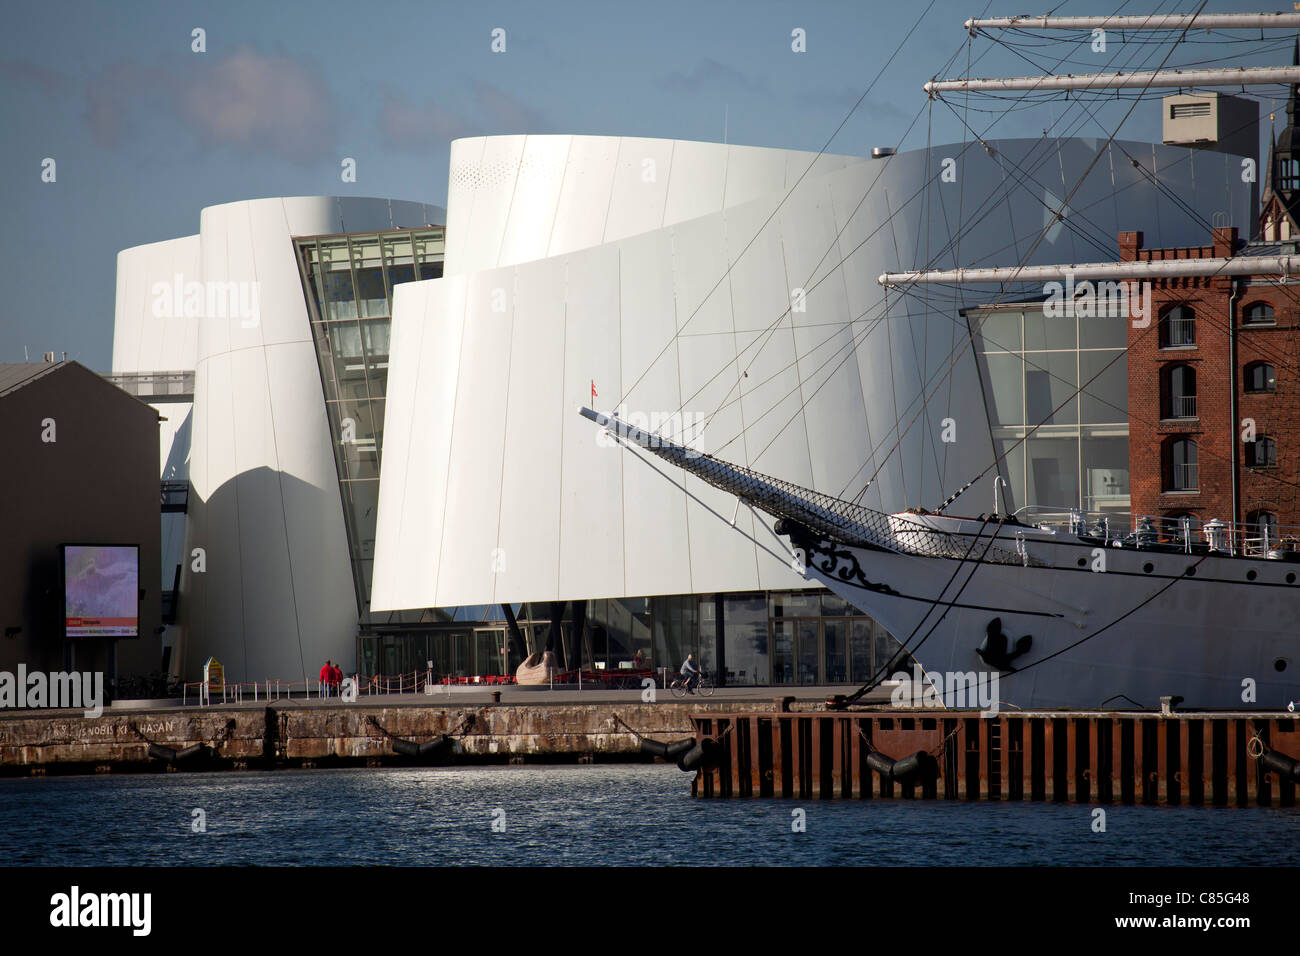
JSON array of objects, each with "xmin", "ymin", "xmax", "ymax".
[{"xmin": 0, "ymin": 0, "xmax": 1293, "ymax": 368}]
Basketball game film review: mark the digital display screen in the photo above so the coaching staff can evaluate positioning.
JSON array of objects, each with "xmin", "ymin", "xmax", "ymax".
[{"xmin": 63, "ymin": 544, "xmax": 139, "ymax": 638}]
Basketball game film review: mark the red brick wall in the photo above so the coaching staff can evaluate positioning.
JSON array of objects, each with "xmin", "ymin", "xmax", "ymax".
[
  {"xmin": 1123, "ymin": 227, "xmax": 1300, "ymax": 531},
  {"xmin": 1237, "ymin": 280, "xmax": 1300, "ymax": 526}
]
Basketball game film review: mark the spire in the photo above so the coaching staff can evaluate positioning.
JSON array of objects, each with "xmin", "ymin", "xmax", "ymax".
[{"xmin": 1289, "ymin": 36, "xmax": 1300, "ymax": 126}]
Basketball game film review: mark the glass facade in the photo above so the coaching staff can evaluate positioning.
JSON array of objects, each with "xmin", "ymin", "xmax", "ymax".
[
  {"xmin": 295, "ymin": 228, "xmax": 445, "ymax": 625},
  {"xmin": 356, "ymin": 590, "xmax": 903, "ymax": 687},
  {"xmin": 970, "ymin": 303, "xmax": 1130, "ymax": 515}
]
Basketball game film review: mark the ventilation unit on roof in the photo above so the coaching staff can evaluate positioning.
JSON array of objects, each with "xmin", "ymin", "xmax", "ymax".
[{"xmin": 1162, "ymin": 92, "xmax": 1257, "ymax": 155}]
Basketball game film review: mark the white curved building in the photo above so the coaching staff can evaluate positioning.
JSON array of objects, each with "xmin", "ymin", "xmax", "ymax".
[
  {"xmin": 111, "ymin": 234, "xmax": 202, "ymax": 673},
  {"xmin": 114, "ymin": 197, "xmax": 444, "ymax": 683},
  {"xmin": 110, "ymin": 129, "xmax": 1257, "ymax": 690},
  {"xmin": 372, "ymin": 134, "xmax": 1254, "ymax": 615}
]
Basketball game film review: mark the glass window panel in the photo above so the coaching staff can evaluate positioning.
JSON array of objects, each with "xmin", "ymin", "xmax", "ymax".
[
  {"xmin": 1023, "ymin": 307, "xmax": 1076, "ymax": 351},
  {"xmin": 383, "ymin": 235, "xmax": 414, "ymax": 266},
  {"xmin": 850, "ymin": 619, "xmax": 872, "ymax": 683},
  {"xmin": 823, "ymin": 620, "xmax": 847, "ymax": 683},
  {"xmin": 771, "ymin": 621, "xmax": 794, "ymax": 685},
  {"xmin": 981, "ymin": 353, "xmax": 1024, "ymax": 426},
  {"xmin": 873, "ymin": 624, "xmax": 904, "ymax": 676},
  {"xmin": 476, "ymin": 630, "xmax": 505, "ymax": 676},
  {"xmin": 356, "ymin": 558, "xmax": 372, "ymax": 606},
  {"xmin": 797, "ymin": 620, "xmax": 819, "ymax": 684},
  {"xmin": 334, "ymin": 377, "xmax": 371, "ymax": 404},
  {"xmin": 1079, "ymin": 350, "xmax": 1127, "ymax": 424},
  {"xmin": 419, "ymin": 260, "xmax": 444, "ymax": 280},
  {"xmin": 331, "ymin": 401, "xmax": 380, "ymax": 479},
  {"xmin": 340, "ymin": 480, "xmax": 379, "ymax": 557},
  {"xmin": 1027, "ymin": 434, "xmax": 1080, "ymax": 508},
  {"xmin": 387, "ymin": 262, "xmax": 416, "ymax": 288},
  {"xmin": 331, "ymin": 321, "xmax": 364, "ymax": 360},
  {"xmin": 722, "ymin": 595, "xmax": 768, "ymax": 686},
  {"xmin": 993, "ymin": 436, "xmax": 1026, "ymax": 514},
  {"xmin": 820, "ymin": 592, "xmax": 850, "ymax": 616},
  {"xmin": 360, "ymin": 318, "xmax": 391, "ymax": 363},
  {"xmin": 320, "ymin": 244, "xmax": 356, "ymax": 320},
  {"xmin": 769, "ymin": 591, "xmax": 819, "ymax": 618},
  {"xmin": 350, "ymin": 238, "xmax": 387, "ymax": 318},
  {"xmin": 1079, "ymin": 313, "xmax": 1128, "ymax": 349},
  {"xmin": 1081, "ymin": 432, "xmax": 1130, "ymax": 511},
  {"xmin": 652, "ymin": 596, "xmax": 697, "ymax": 673},
  {"xmin": 1024, "ymin": 352, "xmax": 1078, "ymax": 426},
  {"xmin": 974, "ymin": 309, "xmax": 1021, "ymax": 352}
]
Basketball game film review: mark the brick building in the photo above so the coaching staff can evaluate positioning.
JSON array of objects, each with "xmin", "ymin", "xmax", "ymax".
[{"xmin": 1122, "ymin": 225, "xmax": 1300, "ymax": 547}]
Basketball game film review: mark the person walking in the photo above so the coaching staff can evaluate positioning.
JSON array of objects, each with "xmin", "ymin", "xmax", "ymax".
[{"xmin": 320, "ymin": 660, "xmax": 333, "ymax": 698}]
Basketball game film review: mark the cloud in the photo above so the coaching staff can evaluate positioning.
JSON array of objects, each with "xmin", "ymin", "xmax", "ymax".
[
  {"xmin": 0, "ymin": 59, "xmax": 73, "ymax": 96},
  {"xmin": 84, "ymin": 47, "xmax": 337, "ymax": 163},
  {"xmin": 797, "ymin": 85, "xmax": 912, "ymax": 125},
  {"xmin": 379, "ymin": 92, "xmax": 466, "ymax": 148},
  {"xmin": 661, "ymin": 58, "xmax": 770, "ymax": 96},
  {"xmin": 85, "ymin": 61, "xmax": 168, "ymax": 147},
  {"xmin": 379, "ymin": 84, "xmax": 546, "ymax": 150},
  {"xmin": 177, "ymin": 48, "xmax": 335, "ymax": 162},
  {"xmin": 472, "ymin": 83, "xmax": 546, "ymax": 133}
]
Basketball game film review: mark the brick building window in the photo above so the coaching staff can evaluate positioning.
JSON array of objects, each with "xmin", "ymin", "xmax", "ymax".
[
  {"xmin": 1165, "ymin": 438, "xmax": 1198, "ymax": 491},
  {"xmin": 1248, "ymin": 510, "xmax": 1279, "ymax": 549},
  {"xmin": 1161, "ymin": 364, "xmax": 1196, "ymax": 419},
  {"xmin": 1158, "ymin": 305, "xmax": 1195, "ymax": 348},
  {"xmin": 1245, "ymin": 435, "xmax": 1277, "ymax": 468},
  {"xmin": 1243, "ymin": 302, "xmax": 1275, "ymax": 326},
  {"xmin": 1244, "ymin": 361, "xmax": 1276, "ymax": 393}
]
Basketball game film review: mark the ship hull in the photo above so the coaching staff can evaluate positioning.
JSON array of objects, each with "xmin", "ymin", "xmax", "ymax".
[{"xmin": 796, "ymin": 530, "xmax": 1299, "ymax": 711}]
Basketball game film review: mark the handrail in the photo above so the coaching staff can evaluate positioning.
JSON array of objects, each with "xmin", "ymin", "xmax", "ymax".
[
  {"xmin": 180, "ymin": 668, "xmax": 529, "ymax": 706},
  {"xmin": 1015, "ymin": 505, "xmax": 1299, "ymax": 558}
]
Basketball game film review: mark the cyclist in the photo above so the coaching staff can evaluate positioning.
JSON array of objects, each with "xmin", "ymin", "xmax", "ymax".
[{"xmin": 679, "ymin": 653, "xmax": 701, "ymax": 694}]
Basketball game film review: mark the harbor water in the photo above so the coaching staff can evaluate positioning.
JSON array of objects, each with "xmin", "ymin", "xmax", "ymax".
[{"xmin": 2, "ymin": 765, "xmax": 1298, "ymax": 866}]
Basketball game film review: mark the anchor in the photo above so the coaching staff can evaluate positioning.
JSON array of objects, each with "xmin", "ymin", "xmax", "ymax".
[{"xmin": 976, "ymin": 617, "xmax": 1032, "ymax": 672}]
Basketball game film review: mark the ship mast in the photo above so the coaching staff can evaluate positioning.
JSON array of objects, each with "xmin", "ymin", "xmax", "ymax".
[
  {"xmin": 966, "ymin": 13, "xmax": 1300, "ymax": 31},
  {"xmin": 879, "ymin": 256, "xmax": 1300, "ymax": 287},
  {"xmin": 926, "ymin": 65, "xmax": 1300, "ymax": 95}
]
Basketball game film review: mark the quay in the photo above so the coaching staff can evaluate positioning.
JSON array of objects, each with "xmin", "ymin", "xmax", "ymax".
[
  {"xmin": 0, "ymin": 685, "xmax": 873, "ymax": 776},
  {"xmin": 688, "ymin": 710, "xmax": 1300, "ymax": 807}
]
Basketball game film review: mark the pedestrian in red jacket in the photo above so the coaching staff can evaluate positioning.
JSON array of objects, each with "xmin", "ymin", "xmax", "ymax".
[{"xmin": 320, "ymin": 660, "xmax": 333, "ymax": 697}]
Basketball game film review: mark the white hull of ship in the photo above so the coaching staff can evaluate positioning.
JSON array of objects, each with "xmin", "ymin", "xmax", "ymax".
[{"xmin": 797, "ymin": 530, "xmax": 1299, "ymax": 711}]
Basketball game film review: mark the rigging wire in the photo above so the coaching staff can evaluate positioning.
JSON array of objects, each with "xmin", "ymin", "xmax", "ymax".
[
  {"xmin": 612, "ymin": 0, "xmax": 943, "ymax": 413},
  {"xmin": 850, "ymin": 0, "xmax": 1212, "ymax": 502}
]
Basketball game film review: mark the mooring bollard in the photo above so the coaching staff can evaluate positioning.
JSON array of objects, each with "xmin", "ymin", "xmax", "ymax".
[{"xmin": 492, "ymin": 691, "xmax": 502, "ymax": 704}]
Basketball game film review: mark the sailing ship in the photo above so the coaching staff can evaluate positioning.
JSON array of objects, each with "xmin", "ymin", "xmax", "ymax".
[{"xmin": 582, "ymin": 11, "xmax": 1300, "ymax": 711}]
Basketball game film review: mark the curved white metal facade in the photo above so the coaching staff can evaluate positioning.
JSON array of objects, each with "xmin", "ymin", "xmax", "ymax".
[
  {"xmin": 372, "ymin": 134, "xmax": 1253, "ymax": 612},
  {"xmin": 113, "ymin": 235, "xmax": 203, "ymax": 376},
  {"xmin": 443, "ymin": 135, "xmax": 866, "ymax": 274},
  {"xmin": 112, "ymin": 235, "xmax": 202, "ymax": 611},
  {"xmin": 145, "ymin": 196, "xmax": 442, "ymax": 682}
]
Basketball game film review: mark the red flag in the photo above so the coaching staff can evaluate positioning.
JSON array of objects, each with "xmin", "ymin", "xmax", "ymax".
[{"xmin": 591, "ymin": 380, "xmax": 597, "ymax": 401}]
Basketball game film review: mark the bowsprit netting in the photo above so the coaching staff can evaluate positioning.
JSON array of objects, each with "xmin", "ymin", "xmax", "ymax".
[{"xmin": 579, "ymin": 407, "xmax": 1026, "ymax": 565}]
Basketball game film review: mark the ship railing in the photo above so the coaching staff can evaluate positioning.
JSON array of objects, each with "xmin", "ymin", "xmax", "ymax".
[{"xmin": 1016, "ymin": 506, "xmax": 1300, "ymax": 559}]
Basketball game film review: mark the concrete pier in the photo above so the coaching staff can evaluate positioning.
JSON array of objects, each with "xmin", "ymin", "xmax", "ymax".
[{"xmin": 0, "ymin": 700, "xmax": 744, "ymax": 774}]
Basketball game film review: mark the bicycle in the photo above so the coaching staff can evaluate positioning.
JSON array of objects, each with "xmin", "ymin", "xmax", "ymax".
[{"xmin": 669, "ymin": 672, "xmax": 714, "ymax": 698}]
